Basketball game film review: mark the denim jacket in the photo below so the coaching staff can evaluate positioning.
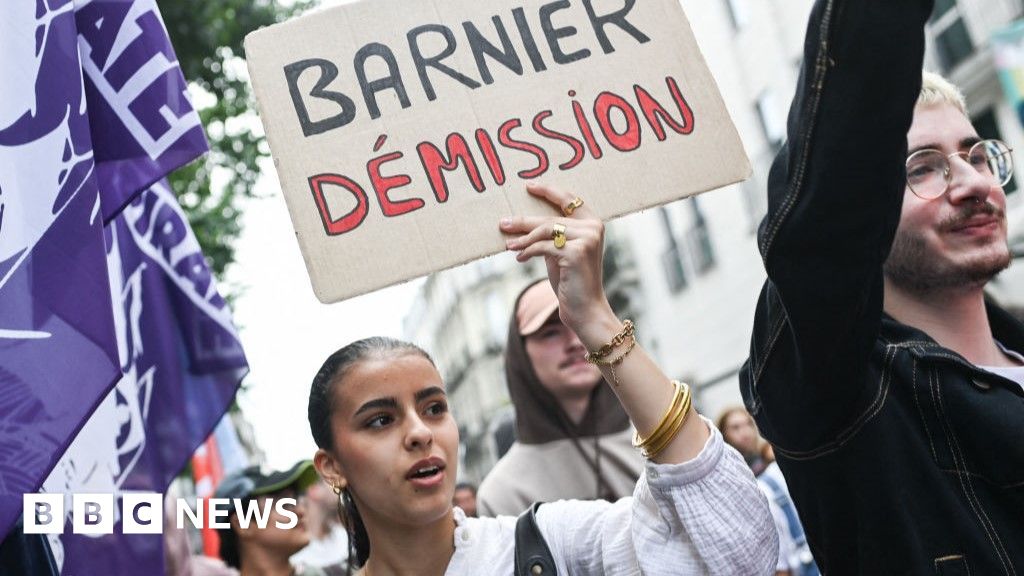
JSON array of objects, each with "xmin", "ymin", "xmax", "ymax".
[{"xmin": 739, "ymin": 1, "xmax": 1024, "ymax": 574}]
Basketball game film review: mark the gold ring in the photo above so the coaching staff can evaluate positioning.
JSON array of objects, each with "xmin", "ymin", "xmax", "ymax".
[
  {"xmin": 562, "ymin": 197, "xmax": 584, "ymax": 216},
  {"xmin": 552, "ymin": 223, "xmax": 567, "ymax": 249}
]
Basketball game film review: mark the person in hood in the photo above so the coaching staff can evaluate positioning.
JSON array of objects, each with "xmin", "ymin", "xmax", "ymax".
[{"xmin": 476, "ymin": 279, "xmax": 644, "ymax": 516}]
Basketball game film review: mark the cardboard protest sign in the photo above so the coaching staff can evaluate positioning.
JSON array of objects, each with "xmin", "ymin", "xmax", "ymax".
[{"xmin": 245, "ymin": 0, "xmax": 750, "ymax": 303}]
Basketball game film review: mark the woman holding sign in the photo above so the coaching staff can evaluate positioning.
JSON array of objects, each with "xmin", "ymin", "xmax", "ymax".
[{"xmin": 307, "ymin": 183, "xmax": 776, "ymax": 575}]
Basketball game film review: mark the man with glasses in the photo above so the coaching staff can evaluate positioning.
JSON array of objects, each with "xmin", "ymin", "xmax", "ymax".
[{"xmin": 739, "ymin": 1, "xmax": 1023, "ymax": 575}]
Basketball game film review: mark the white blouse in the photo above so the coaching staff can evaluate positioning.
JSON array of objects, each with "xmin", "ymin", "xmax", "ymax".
[{"xmin": 445, "ymin": 418, "xmax": 777, "ymax": 575}]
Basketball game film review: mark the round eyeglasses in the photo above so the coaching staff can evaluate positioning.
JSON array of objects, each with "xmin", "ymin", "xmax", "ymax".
[{"xmin": 905, "ymin": 139, "xmax": 1014, "ymax": 200}]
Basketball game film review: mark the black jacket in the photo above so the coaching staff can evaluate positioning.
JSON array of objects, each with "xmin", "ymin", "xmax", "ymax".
[{"xmin": 739, "ymin": 1, "xmax": 1024, "ymax": 574}]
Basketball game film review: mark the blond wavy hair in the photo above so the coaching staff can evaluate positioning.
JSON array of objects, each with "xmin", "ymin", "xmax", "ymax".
[{"xmin": 918, "ymin": 70, "xmax": 967, "ymax": 114}]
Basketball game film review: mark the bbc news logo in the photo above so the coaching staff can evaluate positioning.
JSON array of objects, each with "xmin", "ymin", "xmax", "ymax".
[{"xmin": 24, "ymin": 494, "xmax": 299, "ymax": 535}]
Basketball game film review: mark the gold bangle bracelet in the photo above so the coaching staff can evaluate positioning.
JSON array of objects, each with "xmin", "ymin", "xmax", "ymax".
[
  {"xmin": 640, "ymin": 386, "xmax": 690, "ymax": 457},
  {"xmin": 632, "ymin": 380, "xmax": 683, "ymax": 449},
  {"xmin": 634, "ymin": 385, "xmax": 680, "ymax": 449},
  {"xmin": 643, "ymin": 392, "xmax": 692, "ymax": 459},
  {"xmin": 633, "ymin": 381, "xmax": 688, "ymax": 450}
]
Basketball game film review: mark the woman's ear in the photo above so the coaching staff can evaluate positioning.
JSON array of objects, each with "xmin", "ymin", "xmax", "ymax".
[{"xmin": 314, "ymin": 448, "xmax": 347, "ymax": 492}]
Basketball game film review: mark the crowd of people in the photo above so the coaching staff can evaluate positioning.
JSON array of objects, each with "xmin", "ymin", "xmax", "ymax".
[{"xmin": 176, "ymin": 0, "xmax": 1022, "ymax": 574}]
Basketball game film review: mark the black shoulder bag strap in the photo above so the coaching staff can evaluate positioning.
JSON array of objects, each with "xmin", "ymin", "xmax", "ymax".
[{"xmin": 514, "ymin": 502, "xmax": 557, "ymax": 576}]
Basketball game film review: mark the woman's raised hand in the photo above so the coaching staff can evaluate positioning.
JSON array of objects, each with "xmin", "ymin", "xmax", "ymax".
[
  {"xmin": 501, "ymin": 182, "xmax": 710, "ymax": 464},
  {"xmin": 499, "ymin": 183, "xmax": 618, "ymax": 346}
]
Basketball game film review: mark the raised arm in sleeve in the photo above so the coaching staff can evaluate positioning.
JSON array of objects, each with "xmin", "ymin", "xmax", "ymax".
[{"xmin": 740, "ymin": 0, "xmax": 934, "ymax": 449}]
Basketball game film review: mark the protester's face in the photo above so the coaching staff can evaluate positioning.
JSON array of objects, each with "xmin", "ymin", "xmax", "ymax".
[
  {"xmin": 524, "ymin": 315, "xmax": 602, "ymax": 401},
  {"xmin": 305, "ymin": 480, "xmax": 334, "ymax": 509},
  {"xmin": 302, "ymin": 481, "xmax": 336, "ymax": 536},
  {"xmin": 722, "ymin": 411, "xmax": 759, "ymax": 457},
  {"xmin": 235, "ymin": 488, "xmax": 310, "ymax": 559},
  {"xmin": 885, "ymin": 103, "xmax": 1011, "ymax": 293},
  {"xmin": 453, "ymin": 487, "xmax": 477, "ymax": 517},
  {"xmin": 316, "ymin": 353, "xmax": 458, "ymax": 530}
]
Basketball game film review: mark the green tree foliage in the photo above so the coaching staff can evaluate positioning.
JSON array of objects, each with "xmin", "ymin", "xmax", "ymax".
[{"xmin": 158, "ymin": 0, "xmax": 310, "ymax": 279}]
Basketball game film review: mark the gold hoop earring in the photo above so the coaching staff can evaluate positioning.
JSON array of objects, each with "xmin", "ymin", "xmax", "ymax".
[{"xmin": 331, "ymin": 479, "xmax": 347, "ymax": 495}]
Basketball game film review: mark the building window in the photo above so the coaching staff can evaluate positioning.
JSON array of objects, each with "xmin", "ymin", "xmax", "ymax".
[
  {"xmin": 661, "ymin": 246, "xmax": 688, "ymax": 293},
  {"xmin": 659, "ymin": 200, "xmax": 716, "ymax": 294},
  {"xmin": 972, "ymin": 108, "xmax": 1018, "ymax": 196},
  {"xmin": 659, "ymin": 207, "xmax": 688, "ymax": 293},
  {"xmin": 756, "ymin": 90, "xmax": 786, "ymax": 154},
  {"xmin": 724, "ymin": 0, "xmax": 748, "ymax": 31},
  {"xmin": 930, "ymin": 0, "xmax": 973, "ymax": 71},
  {"xmin": 686, "ymin": 198, "xmax": 715, "ymax": 273}
]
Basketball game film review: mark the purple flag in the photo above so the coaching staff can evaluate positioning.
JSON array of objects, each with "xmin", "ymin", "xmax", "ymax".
[
  {"xmin": 0, "ymin": 0, "xmax": 121, "ymax": 540},
  {"xmin": 75, "ymin": 0, "xmax": 207, "ymax": 222},
  {"xmin": 43, "ymin": 181, "xmax": 248, "ymax": 575},
  {"xmin": 0, "ymin": 0, "xmax": 210, "ymax": 548}
]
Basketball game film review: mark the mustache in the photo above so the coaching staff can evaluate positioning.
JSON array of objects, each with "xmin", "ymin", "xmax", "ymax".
[
  {"xmin": 938, "ymin": 201, "xmax": 1004, "ymax": 232},
  {"xmin": 558, "ymin": 351, "xmax": 591, "ymax": 368}
]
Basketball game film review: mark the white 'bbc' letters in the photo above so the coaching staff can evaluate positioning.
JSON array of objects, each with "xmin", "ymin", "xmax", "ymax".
[
  {"xmin": 122, "ymin": 492, "xmax": 164, "ymax": 534},
  {"xmin": 23, "ymin": 494, "xmax": 63, "ymax": 534},
  {"xmin": 73, "ymin": 493, "xmax": 114, "ymax": 535}
]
